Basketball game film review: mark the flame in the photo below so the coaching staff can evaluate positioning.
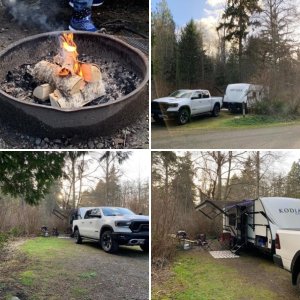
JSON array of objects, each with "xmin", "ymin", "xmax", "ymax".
[{"xmin": 59, "ymin": 33, "xmax": 83, "ymax": 78}]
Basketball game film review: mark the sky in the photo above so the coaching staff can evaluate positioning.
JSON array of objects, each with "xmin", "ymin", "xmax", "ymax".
[
  {"xmin": 151, "ymin": 0, "xmax": 208, "ymax": 27},
  {"xmin": 151, "ymin": 0, "xmax": 226, "ymax": 54},
  {"xmin": 89, "ymin": 150, "xmax": 150, "ymax": 182}
]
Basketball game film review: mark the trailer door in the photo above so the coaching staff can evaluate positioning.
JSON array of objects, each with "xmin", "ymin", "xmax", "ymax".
[{"xmin": 195, "ymin": 200, "xmax": 228, "ymax": 220}]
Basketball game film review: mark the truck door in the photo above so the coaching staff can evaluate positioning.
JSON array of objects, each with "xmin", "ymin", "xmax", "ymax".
[
  {"xmin": 190, "ymin": 91, "xmax": 204, "ymax": 114},
  {"xmin": 201, "ymin": 90, "xmax": 212, "ymax": 112},
  {"xmin": 79, "ymin": 211, "xmax": 92, "ymax": 236},
  {"xmin": 87, "ymin": 208, "xmax": 102, "ymax": 239}
]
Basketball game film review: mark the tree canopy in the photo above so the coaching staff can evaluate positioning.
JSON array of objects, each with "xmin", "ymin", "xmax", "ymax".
[{"xmin": 0, "ymin": 152, "xmax": 66, "ymax": 205}]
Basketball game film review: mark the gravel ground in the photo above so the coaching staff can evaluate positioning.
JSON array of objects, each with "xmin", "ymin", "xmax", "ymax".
[
  {"xmin": 0, "ymin": 238, "xmax": 149, "ymax": 299},
  {"xmin": 0, "ymin": 0, "xmax": 149, "ymax": 149}
]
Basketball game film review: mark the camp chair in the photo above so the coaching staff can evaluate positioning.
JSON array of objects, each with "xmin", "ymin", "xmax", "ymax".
[{"xmin": 196, "ymin": 233, "xmax": 211, "ymax": 250}]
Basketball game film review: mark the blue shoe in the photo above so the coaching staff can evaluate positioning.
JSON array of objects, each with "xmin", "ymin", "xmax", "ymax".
[
  {"xmin": 69, "ymin": 0, "xmax": 104, "ymax": 7},
  {"xmin": 69, "ymin": 15, "xmax": 97, "ymax": 32},
  {"xmin": 92, "ymin": 0, "xmax": 105, "ymax": 6}
]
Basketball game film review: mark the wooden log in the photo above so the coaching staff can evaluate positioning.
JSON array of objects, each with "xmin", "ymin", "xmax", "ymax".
[
  {"xmin": 49, "ymin": 90, "xmax": 62, "ymax": 108},
  {"xmin": 33, "ymin": 83, "xmax": 54, "ymax": 101},
  {"xmin": 81, "ymin": 64, "xmax": 102, "ymax": 83},
  {"xmin": 33, "ymin": 60, "xmax": 84, "ymax": 96},
  {"xmin": 49, "ymin": 80, "xmax": 105, "ymax": 109}
]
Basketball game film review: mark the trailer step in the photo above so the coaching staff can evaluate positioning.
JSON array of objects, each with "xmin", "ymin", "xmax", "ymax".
[{"xmin": 230, "ymin": 243, "xmax": 245, "ymax": 254}]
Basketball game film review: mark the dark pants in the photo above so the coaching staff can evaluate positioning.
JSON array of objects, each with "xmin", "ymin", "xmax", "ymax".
[{"xmin": 73, "ymin": 0, "xmax": 93, "ymax": 11}]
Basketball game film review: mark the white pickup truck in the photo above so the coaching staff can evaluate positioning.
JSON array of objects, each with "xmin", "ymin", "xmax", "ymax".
[
  {"xmin": 72, "ymin": 207, "xmax": 149, "ymax": 253},
  {"xmin": 151, "ymin": 89, "xmax": 223, "ymax": 125},
  {"xmin": 274, "ymin": 230, "xmax": 300, "ymax": 289}
]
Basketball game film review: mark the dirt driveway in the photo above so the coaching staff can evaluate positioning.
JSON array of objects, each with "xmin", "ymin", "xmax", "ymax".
[
  {"xmin": 151, "ymin": 122, "xmax": 300, "ymax": 149},
  {"xmin": 0, "ymin": 237, "xmax": 149, "ymax": 300}
]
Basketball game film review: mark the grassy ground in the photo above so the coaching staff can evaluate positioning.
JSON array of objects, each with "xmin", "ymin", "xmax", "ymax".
[
  {"xmin": 157, "ymin": 111, "xmax": 300, "ymax": 130},
  {"xmin": 152, "ymin": 250, "xmax": 299, "ymax": 300},
  {"xmin": 0, "ymin": 237, "xmax": 148, "ymax": 300}
]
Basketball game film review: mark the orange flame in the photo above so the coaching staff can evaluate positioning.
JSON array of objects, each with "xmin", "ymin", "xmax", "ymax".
[{"xmin": 59, "ymin": 33, "xmax": 83, "ymax": 78}]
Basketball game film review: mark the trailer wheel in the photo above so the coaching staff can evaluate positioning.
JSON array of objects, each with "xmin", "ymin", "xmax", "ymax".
[
  {"xmin": 212, "ymin": 104, "xmax": 220, "ymax": 117},
  {"xmin": 74, "ymin": 229, "xmax": 82, "ymax": 244},
  {"xmin": 100, "ymin": 230, "xmax": 119, "ymax": 253},
  {"xmin": 177, "ymin": 108, "xmax": 190, "ymax": 125}
]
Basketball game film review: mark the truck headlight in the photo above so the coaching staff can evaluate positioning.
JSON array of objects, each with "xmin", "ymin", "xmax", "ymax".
[
  {"xmin": 115, "ymin": 221, "xmax": 131, "ymax": 227},
  {"xmin": 168, "ymin": 103, "xmax": 178, "ymax": 108}
]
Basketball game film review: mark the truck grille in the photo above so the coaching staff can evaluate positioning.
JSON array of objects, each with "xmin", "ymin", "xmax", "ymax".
[{"xmin": 130, "ymin": 221, "xmax": 149, "ymax": 233}]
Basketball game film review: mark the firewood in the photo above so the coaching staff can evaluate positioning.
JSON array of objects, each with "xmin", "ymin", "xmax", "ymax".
[
  {"xmin": 33, "ymin": 83, "xmax": 54, "ymax": 101},
  {"xmin": 81, "ymin": 64, "xmax": 102, "ymax": 83},
  {"xmin": 49, "ymin": 90, "xmax": 62, "ymax": 108},
  {"xmin": 33, "ymin": 60, "xmax": 84, "ymax": 96}
]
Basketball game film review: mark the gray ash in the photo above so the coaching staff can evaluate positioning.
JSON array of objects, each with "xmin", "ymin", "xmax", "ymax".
[{"xmin": 0, "ymin": 54, "xmax": 142, "ymax": 107}]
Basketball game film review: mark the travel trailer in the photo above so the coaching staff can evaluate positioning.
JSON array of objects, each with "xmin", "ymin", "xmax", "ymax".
[
  {"xmin": 223, "ymin": 83, "xmax": 266, "ymax": 112},
  {"xmin": 195, "ymin": 197, "xmax": 300, "ymax": 254}
]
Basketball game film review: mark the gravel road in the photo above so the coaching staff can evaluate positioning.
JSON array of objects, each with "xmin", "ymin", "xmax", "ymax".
[{"xmin": 151, "ymin": 123, "xmax": 300, "ymax": 149}]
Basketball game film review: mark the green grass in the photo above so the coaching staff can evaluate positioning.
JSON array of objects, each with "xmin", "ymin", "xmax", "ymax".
[
  {"xmin": 152, "ymin": 252, "xmax": 278, "ymax": 300},
  {"xmin": 19, "ymin": 270, "xmax": 36, "ymax": 286},
  {"xmin": 20, "ymin": 237, "xmax": 73, "ymax": 260},
  {"xmin": 79, "ymin": 271, "xmax": 97, "ymax": 279},
  {"xmin": 163, "ymin": 111, "xmax": 300, "ymax": 130}
]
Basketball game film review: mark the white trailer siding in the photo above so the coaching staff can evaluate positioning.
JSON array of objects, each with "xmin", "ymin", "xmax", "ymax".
[{"xmin": 222, "ymin": 197, "xmax": 300, "ymax": 252}]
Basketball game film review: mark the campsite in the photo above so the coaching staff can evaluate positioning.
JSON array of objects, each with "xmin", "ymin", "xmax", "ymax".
[
  {"xmin": 152, "ymin": 151, "xmax": 300, "ymax": 299},
  {"xmin": 0, "ymin": 151, "xmax": 149, "ymax": 300}
]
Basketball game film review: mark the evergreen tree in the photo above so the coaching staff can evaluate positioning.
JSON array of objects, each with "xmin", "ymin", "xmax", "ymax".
[
  {"xmin": 0, "ymin": 152, "xmax": 65, "ymax": 205},
  {"xmin": 177, "ymin": 19, "xmax": 205, "ymax": 88},
  {"xmin": 172, "ymin": 152, "xmax": 196, "ymax": 213},
  {"xmin": 152, "ymin": 0, "xmax": 177, "ymax": 96},
  {"xmin": 286, "ymin": 161, "xmax": 300, "ymax": 198},
  {"xmin": 217, "ymin": 0, "xmax": 262, "ymax": 81}
]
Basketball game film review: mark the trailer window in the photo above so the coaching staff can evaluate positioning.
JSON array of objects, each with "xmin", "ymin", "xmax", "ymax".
[{"xmin": 229, "ymin": 213, "xmax": 236, "ymax": 226}]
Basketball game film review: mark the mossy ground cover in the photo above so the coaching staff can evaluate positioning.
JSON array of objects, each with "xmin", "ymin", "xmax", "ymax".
[{"xmin": 152, "ymin": 250, "xmax": 295, "ymax": 300}]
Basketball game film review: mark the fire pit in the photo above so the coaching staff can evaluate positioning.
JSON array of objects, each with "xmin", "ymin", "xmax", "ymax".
[{"xmin": 0, "ymin": 31, "xmax": 148, "ymax": 138}]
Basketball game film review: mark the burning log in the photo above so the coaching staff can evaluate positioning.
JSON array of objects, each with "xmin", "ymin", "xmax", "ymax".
[
  {"xmin": 33, "ymin": 60, "xmax": 83, "ymax": 96},
  {"xmin": 32, "ymin": 33, "xmax": 105, "ymax": 109}
]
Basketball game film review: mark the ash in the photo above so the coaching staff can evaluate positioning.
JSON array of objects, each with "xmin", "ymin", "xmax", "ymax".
[{"xmin": 0, "ymin": 52, "xmax": 142, "ymax": 106}]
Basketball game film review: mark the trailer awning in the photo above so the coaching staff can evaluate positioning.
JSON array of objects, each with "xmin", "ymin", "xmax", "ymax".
[{"xmin": 225, "ymin": 200, "xmax": 254, "ymax": 210}]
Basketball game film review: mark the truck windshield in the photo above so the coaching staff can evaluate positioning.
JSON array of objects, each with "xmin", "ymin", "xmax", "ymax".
[
  {"xmin": 180, "ymin": 92, "xmax": 193, "ymax": 98},
  {"xmin": 169, "ymin": 90, "xmax": 189, "ymax": 98},
  {"xmin": 102, "ymin": 207, "xmax": 135, "ymax": 216}
]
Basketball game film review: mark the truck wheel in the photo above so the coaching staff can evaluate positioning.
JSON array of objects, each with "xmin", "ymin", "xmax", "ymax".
[
  {"xmin": 212, "ymin": 104, "xmax": 220, "ymax": 117},
  {"xmin": 296, "ymin": 272, "xmax": 300, "ymax": 291},
  {"xmin": 100, "ymin": 230, "xmax": 118, "ymax": 253},
  {"xmin": 140, "ymin": 242, "xmax": 149, "ymax": 253},
  {"xmin": 177, "ymin": 108, "xmax": 190, "ymax": 125},
  {"xmin": 74, "ymin": 229, "xmax": 82, "ymax": 244}
]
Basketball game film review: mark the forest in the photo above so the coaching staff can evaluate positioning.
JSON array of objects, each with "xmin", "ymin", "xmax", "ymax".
[
  {"xmin": 0, "ymin": 151, "xmax": 149, "ymax": 247},
  {"xmin": 152, "ymin": 151, "xmax": 300, "ymax": 263},
  {"xmin": 152, "ymin": 0, "xmax": 300, "ymax": 116}
]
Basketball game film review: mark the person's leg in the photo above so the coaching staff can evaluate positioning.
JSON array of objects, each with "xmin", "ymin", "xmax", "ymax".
[
  {"xmin": 69, "ymin": 0, "xmax": 97, "ymax": 32},
  {"xmin": 73, "ymin": 0, "xmax": 93, "ymax": 11},
  {"xmin": 69, "ymin": 0, "xmax": 105, "ymax": 8}
]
